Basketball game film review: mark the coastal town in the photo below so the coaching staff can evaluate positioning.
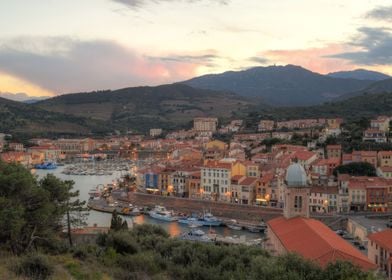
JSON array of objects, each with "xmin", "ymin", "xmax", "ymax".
[{"xmin": 1, "ymin": 115, "xmax": 392, "ymax": 278}]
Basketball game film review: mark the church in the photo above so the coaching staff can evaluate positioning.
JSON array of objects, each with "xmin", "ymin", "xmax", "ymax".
[{"xmin": 266, "ymin": 162, "xmax": 376, "ymax": 270}]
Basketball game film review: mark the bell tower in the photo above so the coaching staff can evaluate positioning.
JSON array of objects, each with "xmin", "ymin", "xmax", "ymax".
[{"xmin": 284, "ymin": 163, "xmax": 310, "ymax": 219}]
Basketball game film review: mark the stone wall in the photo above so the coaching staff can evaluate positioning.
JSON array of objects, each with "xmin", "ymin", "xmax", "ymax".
[{"xmin": 125, "ymin": 192, "xmax": 283, "ymax": 222}]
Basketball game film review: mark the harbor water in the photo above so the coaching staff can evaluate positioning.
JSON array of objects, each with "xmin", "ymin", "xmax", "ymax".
[{"xmin": 34, "ymin": 165, "xmax": 263, "ymax": 239}]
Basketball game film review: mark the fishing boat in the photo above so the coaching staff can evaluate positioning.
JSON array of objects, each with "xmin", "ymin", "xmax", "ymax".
[
  {"xmin": 148, "ymin": 205, "xmax": 178, "ymax": 222},
  {"xmin": 180, "ymin": 229, "xmax": 212, "ymax": 242}
]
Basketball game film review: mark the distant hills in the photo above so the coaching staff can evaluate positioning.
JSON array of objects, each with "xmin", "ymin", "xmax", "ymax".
[
  {"xmin": 182, "ymin": 65, "xmax": 378, "ymax": 106},
  {"xmin": 257, "ymin": 91, "xmax": 392, "ymax": 122},
  {"xmin": 0, "ymin": 97, "xmax": 105, "ymax": 136},
  {"xmin": 327, "ymin": 69, "xmax": 390, "ymax": 81},
  {"xmin": 36, "ymin": 84, "xmax": 257, "ymax": 132},
  {"xmin": 2, "ymin": 65, "xmax": 392, "ymax": 136}
]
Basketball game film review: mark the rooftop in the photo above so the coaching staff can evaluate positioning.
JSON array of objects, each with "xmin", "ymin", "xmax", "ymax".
[{"xmin": 268, "ymin": 216, "xmax": 376, "ymax": 270}]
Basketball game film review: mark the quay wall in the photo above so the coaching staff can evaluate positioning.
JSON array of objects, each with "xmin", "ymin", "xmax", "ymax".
[{"xmin": 125, "ymin": 192, "xmax": 283, "ymax": 222}]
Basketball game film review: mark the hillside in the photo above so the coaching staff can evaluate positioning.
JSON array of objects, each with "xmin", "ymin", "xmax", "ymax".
[
  {"xmin": 327, "ymin": 69, "xmax": 390, "ymax": 81},
  {"xmin": 256, "ymin": 91, "xmax": 392, "ymax": 121},
  {"xmin": 182, "ymin": 65, "xmax": 373, "ymax": 106},
  {"xmin": 36, "ymin": 84, "xmax": 258, "ymax": 132},
  {"xmin": 0, "ymin": 97, "xmax": 105, "ymax": 136}
]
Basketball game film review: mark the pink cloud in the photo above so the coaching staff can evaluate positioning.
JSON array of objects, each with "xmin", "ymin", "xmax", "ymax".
[{"xmin": 262, "ymin": 44, "xmax": 358, "ymax": 74}]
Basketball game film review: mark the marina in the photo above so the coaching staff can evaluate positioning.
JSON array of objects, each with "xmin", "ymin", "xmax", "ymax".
[{"xmin": 35, "ymin": 165, "xmax": 265, "ymax": 240}]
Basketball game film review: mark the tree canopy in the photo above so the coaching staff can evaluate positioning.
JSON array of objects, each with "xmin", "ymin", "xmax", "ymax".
[{"xmin": 333, "ymin": 162, "xmax": 377, "ymax": 177}]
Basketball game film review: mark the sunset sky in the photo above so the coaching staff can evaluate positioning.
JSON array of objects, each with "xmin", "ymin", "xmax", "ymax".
[{"xmin": 1, "ymin": 0, "xmax": 392, "ymax": 98}]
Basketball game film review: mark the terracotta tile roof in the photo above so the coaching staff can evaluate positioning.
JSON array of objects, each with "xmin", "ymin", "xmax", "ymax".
[
  {"xmin": 378, "ymin": 151, "xmax": 392, "ymax": 156},
  {"xmin": 268, "ymin": 216, "xmax": 376, "ymax": 270},
  {"xmin": 203, "ymin": 160, "xmax": 232, "ymax": 169},
  {"xmin": 240, "ymin": 177, "xmax": 258, "ymax": 185},
  {"xmin": 310, "ymin": 186, "xmax": 338, "ymax": 194},
  {"xmin": 368, "ymin": 229, "xmax": 392, "ymax": 251}
]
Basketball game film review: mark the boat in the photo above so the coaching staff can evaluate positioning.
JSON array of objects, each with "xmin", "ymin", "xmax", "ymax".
[
  {"xmin": 148, "ymin": 205, "xmax": 178, "ymax": 222},
  {"xmin": 226, "ymin": 220, "xmax": 242, "ymax": 231},
  {"xmin": 180, "ymin": 229, "xmax": 212, "ymax": 242},
  {"xmin": 34, "ymin": 161, "xmax": 57, "ymax": 170},
  {"xmin": 188, "ymin": 222, "xmax": 202, "ymax": 228},
  {"xmin": 88, "ymin": 185, "xmax": 103, "ymax": 199},
  {"xmin": 178, "ymin": 212, "xmax": 222, "ymax": 227},
  {"xmin": 246, "ymin": 225, "xmax": 266, "ymax": 233}
]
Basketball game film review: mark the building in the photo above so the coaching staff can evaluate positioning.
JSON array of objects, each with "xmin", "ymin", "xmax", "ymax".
[
  {"xmin": 258, "ymin": 120, "xmax": 275, "ymax": 132},
  {"xmin": 201, "ymin": 161, "xmax": 231, "ymax": 201},
  {"xmin": 370, "ymin": 116, "xmax": 390, "ymax": 132},
  {"xmin": 230, "ymin": 176, "xmax": 258, "ymax": 205},
  {"xmin": 150, "ymin": 128, "xmax": 163, "ymax": 137},
  {"xmin": 378, "ymin": 151, "xmax": 392, "ymax": 168},
  {"xmin": 8, "ymin": 142, "xmax": 24, "ymax": 152},
  {"xmin": 309, "ymin": 186, "xmax": 339, "ymax": 214},
  {"xmin": 363, "ymin": 129, "xmax": 387, "ymax": 143},
  {"xmin": 193, "ymin": 117, "xmax": 218, "ymax": 132},
  {"xmin": 367, "ymin": 229, "xmax": 392, "ymax": 279},
  {"xmin": 326, "ymin": 144, "xmax": 342, "ymax": 160},
  {"xmin": 266, "ymin": 163, "xmax": 376, "ymax": 270}
]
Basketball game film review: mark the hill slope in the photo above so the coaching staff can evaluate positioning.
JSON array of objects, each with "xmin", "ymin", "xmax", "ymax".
[
  {"xmin": 0, "ymin": 97, "xmax": 105, "ymax": 136},
  {"xmin": 257, "ymin": 91, "xmax": 392, "ymax": 121},
  {"xmin": 182, "ymin": 65, "xmax": 373, "ymax": 106},
  {"xmin": 327, "ymin": 69, "xmax": 390, "ymax": 81},
  {"xmin": 36, "ymin": 84, "xmax": 258, "ymax": 132}
]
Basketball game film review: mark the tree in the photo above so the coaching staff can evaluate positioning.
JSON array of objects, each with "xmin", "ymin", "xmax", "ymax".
[
  {"xmin": 333, "ymin": 162, "xmax": 377, "ymax": 177},
  {"xmin": 39, "ymin": 175, "xmax": 89, "ymax": 247},
  {"xmin": 110, "ymin": 210, "xmax": 128, "ymax": 232},
  {"xmin": 0, "ymin": 161, "xmax": 88, "ymax": 253}
]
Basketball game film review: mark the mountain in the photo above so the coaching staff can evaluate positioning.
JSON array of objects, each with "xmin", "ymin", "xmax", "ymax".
[
  {"xmin": 182, "ymin": 65, "xmax": 373, "ymax": 106},
  {"xmin": 256, "ymin": 91, "xmax": 392, "ymax": 122},
  {"xmin": 0, "ymin": 97, "xmax": 105, "ymax": 136},
  {"xmin": 337, "ymin": 78, "xmax": 392, "ymax": 100},
  {"xmin": 0, "ymin": 92, "xmax": 48, "ymax": 103},
  {"xmin": 36, "ymin": 84, "xmax": 258, "ymax": 132},
  {"xmin": 327, "ymin": 69, "xmax": 390, "ymax": 81}
]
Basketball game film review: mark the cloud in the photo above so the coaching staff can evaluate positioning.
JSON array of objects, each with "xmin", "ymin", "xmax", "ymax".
[
  {"xmin": 147, "ymin": 53, "xmax": 219, "ymax": 67},
  {"xmin": 112, "ymin": 0, "xmax": 230, "ymax": 9},
  {"xmin": 328, "ymin": 27, "xmax": 392, "ymax": 66},
  {"xmin": 248, "ymin": 56, "xmax": 269, "ymax": 65},
  {"xmin": 366, "ymin": 5, "xmax": 392, "ymax": 22},
  {"xmin": 260, "ymin": 44, "xmax": 355, "ymax": 74},
  {"xmin": 0, "ymin": 37, "xmax": 205, "ymax": 95}
]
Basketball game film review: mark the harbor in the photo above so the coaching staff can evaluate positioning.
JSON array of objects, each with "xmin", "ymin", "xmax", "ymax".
[{"xmin": 34, "ymin": 165, "xmax": 266, "ymax": 241}]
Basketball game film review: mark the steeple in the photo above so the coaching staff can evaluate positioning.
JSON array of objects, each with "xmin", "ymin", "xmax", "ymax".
[{"xmin": 283, "ymin": 163, "xmax": 310, "ymax": 219}]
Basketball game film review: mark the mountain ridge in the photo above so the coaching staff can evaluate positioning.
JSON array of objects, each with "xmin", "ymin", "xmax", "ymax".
[{"xmin": 182, "ymin": 64, "xmax": 373, "ymax": 106}]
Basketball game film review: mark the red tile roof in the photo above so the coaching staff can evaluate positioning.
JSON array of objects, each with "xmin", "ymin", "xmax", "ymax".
[
  {"xmin": 368, "ymin": 229, "xmax": 392, "ymax": 251},
  {"xmin": 268, "ymin": 216, "xmax": 376, "ymax": 270}
]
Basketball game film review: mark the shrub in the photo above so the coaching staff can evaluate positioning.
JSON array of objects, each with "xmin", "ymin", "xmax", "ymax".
[{"xmin": 12, "ymin": 253, "xmax": 54, "ymax": 280}]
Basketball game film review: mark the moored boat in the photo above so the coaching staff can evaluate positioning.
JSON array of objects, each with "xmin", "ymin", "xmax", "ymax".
[
  {"xmin": 226, "ymin": 219, "xmax": 242, "ymax": 231},
  {"xmin": 180, "ymin": 229, "xmax": 212, "ymax": 242},
  {"xmin": 148, "ymin": 205, "xmax": 178, "ymax": 222}
]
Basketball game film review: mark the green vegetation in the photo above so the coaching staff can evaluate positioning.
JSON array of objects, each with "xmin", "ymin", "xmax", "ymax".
[
  {"xmin": 0, "ymin": 97, "xmax": 107, "ymax": 137},
  {"xmin": 333, "ymin": 162, "xmax": 377, "ymax": 177},
  {"xmin": 0, "ymin": 161, "xmax": 87, "ymax": 254},
  {"xmin": 36, "ymin": 84, "xmax": 257, "ymax": 133},
  {"xmin": 0, "ymin": 161, "xmax": 381, "ymax": 279}
]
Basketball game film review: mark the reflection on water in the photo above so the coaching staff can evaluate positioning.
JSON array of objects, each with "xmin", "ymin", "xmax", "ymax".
[{"xmin": 35, "ymin": 166, "xmax": 263, "ymax": 239}]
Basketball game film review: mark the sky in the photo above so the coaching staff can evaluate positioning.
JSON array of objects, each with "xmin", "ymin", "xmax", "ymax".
[{"xmin": 0, "ymin": 0, "xmax": 392, "ymax": 98}]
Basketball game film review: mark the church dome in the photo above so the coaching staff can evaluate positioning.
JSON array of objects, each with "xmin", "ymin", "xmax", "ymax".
[{"xmin": 286, "ymin": 163, "xmax": 307, "ymax": 187}]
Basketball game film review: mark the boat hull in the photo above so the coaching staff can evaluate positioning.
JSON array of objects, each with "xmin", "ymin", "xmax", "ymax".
[{"xmin": 149, "ymin": 212, "xmax": 178, "ymax": 222}]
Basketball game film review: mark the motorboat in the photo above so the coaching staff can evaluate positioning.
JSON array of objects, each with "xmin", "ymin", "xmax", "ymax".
[
  {"xmin": 180, "ymin": 229, "xmax": 212, "ymax": 242},
  {"xmin": 35, "ymin": 161, "xmax": 57, "ymax": 170},
  {"xmin": 178, "ymin": 212, "xmax": 222, "ymax": 227},
  {"xmin": 148, "ymin": 205, "xmax": 178, "ymax": 222},
  {"xmin": 226, "ymin": 219, "xmax": 242, "ymax": 231}
]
